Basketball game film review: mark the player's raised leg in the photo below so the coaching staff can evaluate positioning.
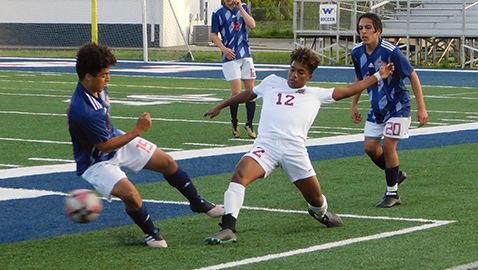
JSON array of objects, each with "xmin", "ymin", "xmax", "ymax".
[{"xmin": 144, "ymin": 148, "xmax": 225, "ymax": 217}]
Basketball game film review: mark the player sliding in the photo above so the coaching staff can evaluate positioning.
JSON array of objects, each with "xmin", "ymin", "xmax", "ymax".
[
  {"xmin": 67, "ymin": 43, "xmax": 224, "ymax": 248},
  {"xmin": 203, "ymin": 47, "xmax": 395, "ymax": 244}
]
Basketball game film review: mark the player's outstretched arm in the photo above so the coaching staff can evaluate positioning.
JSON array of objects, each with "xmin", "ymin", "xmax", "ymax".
[
  {"xmin": 332, "ymin": 63, "xmax": 394, "ymax": 101},
  {"xmin": 204, "ymin": 89, "xmax": 257, "ymax": 119},
  {"xmin": 95, "ymin": 112, "xmax": 151, "ymax": 153}
]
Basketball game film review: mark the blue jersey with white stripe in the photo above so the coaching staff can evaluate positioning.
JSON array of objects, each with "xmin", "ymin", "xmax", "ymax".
[
  {"xmin": 211, "ymin": 4, "xmax": 252, "ymax": 62},
  {"xmin": 67, "ymin": 83, "xmax": 122, "ymax": 175},
  {"xmin": 351, "ymin": 38, "xmax": 414, "ymax": 123}
]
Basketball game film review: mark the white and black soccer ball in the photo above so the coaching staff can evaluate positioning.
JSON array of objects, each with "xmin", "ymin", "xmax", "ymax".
[{"xmin": 64, "ymin": 189, "xmax": 102, "ymax": 224}]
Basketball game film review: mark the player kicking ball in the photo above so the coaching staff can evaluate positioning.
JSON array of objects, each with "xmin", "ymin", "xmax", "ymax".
[
  {"xmin": 203, "ymin": 47, "xmax": 395, "ymax": 244},
  {"xmin": 67, "ymin": 43, "xmax": 224, "ymax": 248}
]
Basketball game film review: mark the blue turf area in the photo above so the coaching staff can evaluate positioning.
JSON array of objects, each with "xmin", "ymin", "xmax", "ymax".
[
  {"xmin": 1, "ymin": 58, "xmax": 478, "ymax": 245},
  {"xmin": 1, "ymin": 128, "xmax": 477, "ymax": 245},
  {"xmin": 0, "ymin": 196, "xmax": 192, "ymax": 244}
]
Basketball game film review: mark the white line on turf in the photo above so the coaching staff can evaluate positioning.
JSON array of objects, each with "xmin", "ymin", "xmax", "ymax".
[
  {"xmin": 443, "ymin": 261, "xmax": 478, "ymax": 270},
  {"xmin": 0, "ymin": 187, "xmax": 65, "ymax": 201},
  {"xmin": 0, "ymin": 137, "xmax": 71, "ymax": 144},
  {"xmin": 0, "ymin": 164, "xmax": 21, "ymax": 168},
  {"xmin": 1, "ymin": 122, "xmax": 477, "ymax": 179},
  {"xmin": 193, "ymin": 220, "xmax": 455, "ymax": 270},
  {"xmin": 0, "ymin": 186, "xmax": 457, "ymax": 269},
  {"xmin": 184, "ymin": 142, "xmax": 227, "ymax": 147},
  {"xmin": 29, "ymin": 157, "xmax": 75, "ymax": 163}
]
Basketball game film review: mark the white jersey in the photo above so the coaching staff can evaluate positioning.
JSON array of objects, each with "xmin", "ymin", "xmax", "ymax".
[{"xmin": 253, "ymin": 74, "xmax": 336, "ymax": 142}]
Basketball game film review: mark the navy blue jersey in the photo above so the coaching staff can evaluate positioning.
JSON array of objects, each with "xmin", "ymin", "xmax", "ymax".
[
  {"xmin": 67, "ymin": 83, "xmax": 122, "ymax": 175},
  {"xmin": 352, "ymin": 38, "xmax": 414, "ymax": 123},
  {"xmin": 211, "ymin": 3, "xmax": 252, "ymax": 62}
]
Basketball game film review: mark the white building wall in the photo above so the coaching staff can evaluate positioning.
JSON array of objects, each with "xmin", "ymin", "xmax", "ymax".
[{"xmin": 0, "ymin": 0, "xmax": 221, "ymax": 47}]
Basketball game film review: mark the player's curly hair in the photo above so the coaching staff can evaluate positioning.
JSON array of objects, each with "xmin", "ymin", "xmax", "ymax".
[
  {"xmin": 76, "ymin": 43, "xmax": 117, "ymax": 80},
  {"xmin": 290, "ymin": 47, "xmax": 321, "ymax": 74},
  {"xmin": 356, "ymin": 13, "xmax": 382, "ymax": 35}
]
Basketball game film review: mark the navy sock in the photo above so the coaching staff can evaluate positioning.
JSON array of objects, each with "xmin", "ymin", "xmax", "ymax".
[
  {"xmin": 245, "ymin": 101, "xmax": 256, "ymax": 124},
  {"xmin": 164, "ymin": 167, "xmax": 201, "ymax": 205},
  {"xmin": 371, "ymin": 153, "xmax": 386, "ymax": 170},
  {"xmin": 220, "ymin": 214, "xmax": 237, "ymax": 232},
  {"xmin": 229, "ymin": 104, "xmax": 239, "ymax": 122},
  {"xmin": 126, "ymin": 203, "xmax": 157, "ymax": 235},
  {"xmin": 385, "ymin": 166, "xmax": 400, "ymax": 189}
]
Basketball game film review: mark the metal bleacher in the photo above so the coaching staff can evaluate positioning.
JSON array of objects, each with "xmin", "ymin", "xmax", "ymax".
[
  {"xmin": 383, "ymin": 1, "xmax": 478, "ymax": 37},
  {"xmin": 293, "ymin": 0, "xmax": 478, "ymax": 68}
]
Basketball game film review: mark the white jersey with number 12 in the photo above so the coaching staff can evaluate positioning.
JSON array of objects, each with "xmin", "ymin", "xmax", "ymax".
[{"xmin": 253, "ymin": 74, "xmax": 335, "ymax": 142}]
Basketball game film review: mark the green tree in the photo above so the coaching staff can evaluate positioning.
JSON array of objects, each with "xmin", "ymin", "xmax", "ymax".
[{"xmin": 249, "ymin": 0, "xmax": 293, "ymax": 21}]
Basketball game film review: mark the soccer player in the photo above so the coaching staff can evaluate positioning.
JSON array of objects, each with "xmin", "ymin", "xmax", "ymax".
[
  {"xmin": 211, "ymin": 0, "xmax": 257, "ymax": 138},
  {"xmin": 350, "ymin": 13, "xmax": 429, "ymax": 208},
  {"xmin": 203, "ymin": 47, "xmax": 395, "ymax": 244},
  {"xmin": 67, "ymin": 43, "xmax": 224, "ymax": 248}
]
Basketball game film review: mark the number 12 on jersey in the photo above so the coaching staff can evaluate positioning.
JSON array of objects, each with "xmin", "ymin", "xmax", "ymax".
[{"xmin": 276, "ymin": 93, "xmax": 295, "ymax": 106}]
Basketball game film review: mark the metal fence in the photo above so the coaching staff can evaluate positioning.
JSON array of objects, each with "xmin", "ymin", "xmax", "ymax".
[{"xmin": 293, "ymin": 0, "xmax": 478, "ymax": 67}]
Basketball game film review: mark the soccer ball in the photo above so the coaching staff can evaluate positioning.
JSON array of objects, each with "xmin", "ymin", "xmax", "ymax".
[{"xmin": 64, "ymin": 189, "xmax": 102, "ymax": 224}]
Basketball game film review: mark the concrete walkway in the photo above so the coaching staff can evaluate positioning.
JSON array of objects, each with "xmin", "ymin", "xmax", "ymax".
[{"xmin": 158, "ymin": 38, "xmax": 296, "ymax": 52}]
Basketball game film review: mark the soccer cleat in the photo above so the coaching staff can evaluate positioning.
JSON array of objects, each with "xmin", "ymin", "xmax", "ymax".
[
  {"xmin": 231, "ymin": 120, "xmax": 240, "ymax": 138},
  {"xmin": 205, "ymin": 228, "xmax": 237, "ymax": 245},
  {"xmin": 144, "ymin": 230, "xmax": 168, "ymax": 248},
  {"xmin": 190, "ymin": 196, "xmax": 225, "ymax": 218},
  {"xmin": 244, "ymin": 124, "xmax": 257, "ymax": 139},
  {"xmin": 376, "ymin": 195, "xmax": 402, "ymax": 208},
  {"xmin": 397, "ymin": 170, "xmax": 407, "ymax": 185},
  {"xmin": 308, "ymin": 210, "xmax": 344, "ymax": 227}
]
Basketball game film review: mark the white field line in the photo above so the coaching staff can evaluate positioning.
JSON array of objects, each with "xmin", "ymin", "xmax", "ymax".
[
  {"xmin": 28, "ymin": 157, "xmax": 74, "ymax": 163},
  {"xmin": 183, "ymin": 142, "xmax": 227, "ymax": 147},
  {"xmin": 1, "ymin": 122, "xmax": 477, "ymax": 179},
  {"xmin": 443, "ymin": 261, "xmax": 478, "ymax": 270},
  {"xmin": 0, "ymin": 137, "xmax": 71, "ymax": 145},
  {"xmin": 193, "ymin": 220, "xmax": 454, "ymax": 270},
  {"xmin": 0, "ymin": 138, "xmax": 183, "ymax": 153},
  {"xmin": 0, "ymin": 110, "xmax": 230, "ymax": 124},
  {"xmin": 1, "ymin": 105, "xmax": 477, "ymax": 124},
  {"xmin": 0, "ymin": 186, "xmax": 455, "ymax": 270},
  {"xmin": 0, "ymin": 164, "xmax": 21, "ymax": 168},
  {"xmin": 441, "ymin": 119, "xmax": 476, "ymax": 122},
  {"xmin": 0, "ymin": 79, "xmax": 230, "ymax": 92}
]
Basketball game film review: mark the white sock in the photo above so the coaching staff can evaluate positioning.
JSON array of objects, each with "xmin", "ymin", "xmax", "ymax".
[
  {"xmin": 386, "ymin": 184, "xmax": 399, "ymax": 196},
  {"xmin": 224, "ymin": 182, "xmax": 245, "ymax": 219},
  {"xmin": 308, "ymin": 194, "xmax": 328, "ymax": 217}
]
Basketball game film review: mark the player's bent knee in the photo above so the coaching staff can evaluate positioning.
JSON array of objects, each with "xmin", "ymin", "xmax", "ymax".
[
  {"xmin": 146, "ymin": 150, "xmax": 178, "ymax": 174},
  {"xmin": 118, "ymin": 190, "xmax": 143, "ymax": 210}
]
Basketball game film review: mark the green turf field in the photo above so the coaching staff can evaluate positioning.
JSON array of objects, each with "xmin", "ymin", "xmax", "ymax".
[{"xmin": 1, "ymin": 70, "xmax": 478, "ymax": 269}]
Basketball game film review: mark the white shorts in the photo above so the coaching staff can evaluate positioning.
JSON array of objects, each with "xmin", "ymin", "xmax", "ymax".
[
  {"xmin": 243, "ymin": 138, "xmax": 316, "ymax": 182},
  {"xmin": 364, "ymin": 117, "xmax": 411, "ymax": 140},
  {"xmin": 222, "ymin": 57, "xmax": 256, "ymax": 81},
  {"xmin": 81, "ymin": 137, "xmax": 157, "ymax": 200}
]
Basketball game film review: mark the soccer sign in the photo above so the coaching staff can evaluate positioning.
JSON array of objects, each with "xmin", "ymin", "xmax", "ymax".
[{"xmin": 320, "ymin": 4, "xmax": 337, "ymax": 25}]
